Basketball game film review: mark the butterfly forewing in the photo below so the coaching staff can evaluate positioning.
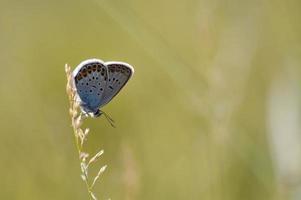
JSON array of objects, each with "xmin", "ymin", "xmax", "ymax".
[
  {"xmin": 73, "ymin": 59, "xmax": 108, "ymax": 113},
  {"xmin": 99, "ymin": 62, "xmax": 134, "ymax": 107}
]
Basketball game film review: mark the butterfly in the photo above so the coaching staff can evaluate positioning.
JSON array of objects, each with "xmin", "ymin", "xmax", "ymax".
[{"xmin": 72, "ymin": 58, "xmax": 134, "ymax": 126}]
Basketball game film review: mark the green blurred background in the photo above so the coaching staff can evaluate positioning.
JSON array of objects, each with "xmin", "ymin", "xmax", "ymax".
[{"xmin": 1, "ymin": 0, "xmax": 301, "ymax": 199}]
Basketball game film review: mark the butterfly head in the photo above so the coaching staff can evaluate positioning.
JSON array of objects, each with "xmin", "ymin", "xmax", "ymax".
[
  {"xmin": 93, "ymin": 110, "xmax": 102, "ymax": 118},
  {"xmin": 92, "ymin": 110, "xmax": 116, "ymax": 128}
]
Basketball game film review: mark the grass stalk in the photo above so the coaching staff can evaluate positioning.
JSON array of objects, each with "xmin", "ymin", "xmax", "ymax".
[{"xmin": 65, "ymin": 64, "xmax": 107, "ymax": 200}]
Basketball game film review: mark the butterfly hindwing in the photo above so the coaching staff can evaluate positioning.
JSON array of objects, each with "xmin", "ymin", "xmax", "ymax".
[
  {"xmin": 99, "ymin": 61, "xmax": 134, "ymax": 107},
  {"xmin": 73, "ymin": 59, "xmax": 108, "ymax": 113}
]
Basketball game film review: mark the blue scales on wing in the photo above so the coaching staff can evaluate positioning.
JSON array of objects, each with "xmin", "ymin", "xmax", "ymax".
[{"xmin": 73, "ymin": 60, "xmax": 108, "ymax": 113}]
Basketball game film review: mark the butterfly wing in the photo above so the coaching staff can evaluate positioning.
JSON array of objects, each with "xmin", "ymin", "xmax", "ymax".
[
  {"xmin": 98, "ymin": 61, "xmax": 134, "ymax": 107},
  {"xmin": 73, "ymin": 59, "xmax": 108, "ymax": 113}
]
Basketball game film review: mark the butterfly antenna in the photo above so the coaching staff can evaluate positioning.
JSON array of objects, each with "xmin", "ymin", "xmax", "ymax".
[{"xmin": 101, "ymin": 110, "xmax": 116, "ymax": 128}]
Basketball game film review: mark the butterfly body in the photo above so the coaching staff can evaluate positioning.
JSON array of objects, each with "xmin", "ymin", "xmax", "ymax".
[{"xmin": 72, "ymin": 58, "xmax": 134, "ymax": 117}]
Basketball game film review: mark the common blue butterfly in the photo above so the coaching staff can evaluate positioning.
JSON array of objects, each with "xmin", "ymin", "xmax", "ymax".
[{"xmin": 72, "ymin": 58, "xmax": 134, "ymax": 125}]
